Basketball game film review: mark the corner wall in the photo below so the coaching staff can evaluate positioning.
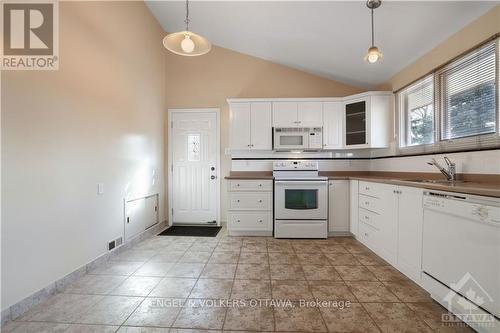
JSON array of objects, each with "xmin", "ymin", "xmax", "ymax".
[{"xmin": 1, "ymin": 1, "xmax": 166, "ymax": 310}]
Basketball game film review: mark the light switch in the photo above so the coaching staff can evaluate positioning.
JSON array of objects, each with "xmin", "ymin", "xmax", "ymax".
[{"xmin": 97, "ymin": 183, "xmax": 104, "ymax": 195}]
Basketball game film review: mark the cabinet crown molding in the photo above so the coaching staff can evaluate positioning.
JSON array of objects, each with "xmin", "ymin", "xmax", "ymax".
[{"xmin": 227, "ymin": 91, "xmax": 393, "ymax": 104}]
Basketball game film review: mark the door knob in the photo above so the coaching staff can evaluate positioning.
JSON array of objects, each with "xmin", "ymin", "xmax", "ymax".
[{"xmin": 211, "ymin": 167, "xmax": 215, "ymax": 171}]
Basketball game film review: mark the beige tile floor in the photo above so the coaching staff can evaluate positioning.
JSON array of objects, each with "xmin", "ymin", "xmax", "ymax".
[{"xmin": 3, "ymin": 227, "xmax": 475, "ymax": 333}]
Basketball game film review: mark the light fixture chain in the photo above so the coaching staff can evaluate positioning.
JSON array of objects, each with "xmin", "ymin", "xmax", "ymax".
[
  {"xmin": 184, "ymin": 0, "xmax": 190, "ymax": 31},
  {"xmin": 371, "ymin": 7, "xmax": 374, "ymax": 47}
]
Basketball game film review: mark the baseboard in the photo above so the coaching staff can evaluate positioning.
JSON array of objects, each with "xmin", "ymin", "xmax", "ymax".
[
  {"xmin": 328, "ymin": 231, "xmax": 353, "ymax": 237},
  {"xmin": 1, "ymin": 220, "xmax": 168, "ymax": 327}
]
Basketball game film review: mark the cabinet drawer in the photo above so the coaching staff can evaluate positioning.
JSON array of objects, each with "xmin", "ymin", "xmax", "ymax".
[
  {"xmin": 359, "ymin": 181, "xmax": 390, "ymax": 198},
  {"xmin": 229, "ymin": 180, "xmax": 273, "ymax": 192},
  {"xmin": 228, "ymin": 212, "xmax": 272, "ymax": 231},
  {"xmin": 359, "ymin": 194, "xmax": 383, "ymax": 214},
  {"xmin": 359, "ymin": 207, "xmax": 381, "ymax": 230},
  {"xmin": 229, "ymin": 192, "xmax": 272, "ymax": 210},
  {"xmin": 358, "ymin": 221, "xmax": 381, "ymax": 250}
]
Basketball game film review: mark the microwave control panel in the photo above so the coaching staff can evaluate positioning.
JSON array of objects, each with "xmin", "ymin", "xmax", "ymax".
[{"xmin": 308, "ymin": 128, "xmax": 323, "ymax": 149}]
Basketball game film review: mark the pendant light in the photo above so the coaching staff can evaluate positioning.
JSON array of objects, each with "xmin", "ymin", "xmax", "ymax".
[
  {"xmin": 364, "ymin": 0, "xmax": 383, "ymax": 63},
  {"xmin": 163, "ymin": 0, "xmax": 211, "ymax": 56}
]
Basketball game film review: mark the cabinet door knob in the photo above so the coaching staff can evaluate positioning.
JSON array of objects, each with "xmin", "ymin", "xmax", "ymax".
[
  {"xmin": 258, "ymin": 219, "xmax": 263, "ymax": 223},
  {"xmin": 237, "ymin": 219, "xmax": 240, "ymax": 222},
  {"xmin": 236, "ymin": 184, "xmax": 240, "ymax": 187},
  {"xmin": 237, "ymin": 200, "xmax": 240, "ymax": 202},
  {"xmin": 258, "ymin": 184, "xmax": 262, "ymax": 187},
  {"xmin": 258, "ymin": 199, "xmax": 262, "ymax": 203}
]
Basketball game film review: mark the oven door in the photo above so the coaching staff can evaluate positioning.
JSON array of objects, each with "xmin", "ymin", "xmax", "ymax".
[
  {"xmin": 275, "ymin": 180, "xmax": 328, "ymax": 220},
  {"xmin": 274, "ymin": 132, "xmax": 308, "ymax": 150}
]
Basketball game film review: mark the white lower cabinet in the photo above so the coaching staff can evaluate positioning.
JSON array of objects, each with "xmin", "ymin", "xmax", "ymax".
[
  {"xmin": 227, "ymin": 179, "xmax": 273, "ymax": 236},
  {"xmin": 328, "ymin": 180, "xmax": 350, "ymax": 234},
  {"xmin": 396, "ymin": 186, "xmax": 423, "ymax": 283},
  {"xmin": 349, "ymin": 180, "xmax": 359, "ymax": 236},
  {"xmin": 358, "ymin": 182, "xmax": 398, "ymax": 265},
  {"xmin": 355, "ymin": 180, "xmax": 424, "ymax": 283}
]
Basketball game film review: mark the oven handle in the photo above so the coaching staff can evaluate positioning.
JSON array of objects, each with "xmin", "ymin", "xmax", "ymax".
[{"xmin": 275, "ymin": 180, "xmax": 328, "ymax": 185}]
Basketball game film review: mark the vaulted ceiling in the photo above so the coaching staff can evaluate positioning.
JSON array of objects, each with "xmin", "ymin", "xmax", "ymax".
[{"xmin": 146, "ymin": 1, "xmax": 497, "ymax": 89}]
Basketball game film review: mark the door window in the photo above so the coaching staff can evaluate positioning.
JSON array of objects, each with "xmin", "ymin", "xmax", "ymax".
[{"xmin": 284, "ymin": 189, "xmax": 318, "ymax": 209}]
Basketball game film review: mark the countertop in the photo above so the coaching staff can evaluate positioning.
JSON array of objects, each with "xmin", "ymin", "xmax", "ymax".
[
  {"xmin": 225, "ymin": 171, "xmax": 500, "ymax": 198},
  {"xmin": 225, "ymin": 171, "xmax": 274, "ymax": 180}
]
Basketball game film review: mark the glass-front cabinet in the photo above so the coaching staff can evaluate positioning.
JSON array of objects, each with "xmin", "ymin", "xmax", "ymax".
[
  {"xmin": 345, "ymin": 100, "xmax": 367, "ymax": 146},
  {"xmin": 343, "ymin": 94, "xmax": 392, "ymax": 149}
]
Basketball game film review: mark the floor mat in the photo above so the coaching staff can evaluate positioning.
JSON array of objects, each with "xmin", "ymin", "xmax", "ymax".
[{"xmin": 158, "ymin": 226, "xmax": 222, "ymax": 237}]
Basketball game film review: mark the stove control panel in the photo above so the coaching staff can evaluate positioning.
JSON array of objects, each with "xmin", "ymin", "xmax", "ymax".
[{"xmin": 273, "ymin": 160, "xmax": 319, "ymax": 171}]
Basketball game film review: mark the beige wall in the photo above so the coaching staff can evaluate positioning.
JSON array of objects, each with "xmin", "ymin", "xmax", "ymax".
[
  {"xmin": 164, "ymin": 46, "xmax": 363, "ymax": 222},
  {"xmin": 1, "ymin": 1, "xmax": 166, "ymax": 310},
  {"xmin": 379, "ymin": 5, "xmax": 500, "ymax": 91}
]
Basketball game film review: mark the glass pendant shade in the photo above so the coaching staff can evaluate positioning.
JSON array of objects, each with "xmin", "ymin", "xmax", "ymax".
[
  {"xmin": 163, "ymin": 31, "xmax": 211, "ymax": 56},
  {"xmin": 365, "ymin": 46, "xmax": 383, "ymax": 63}
]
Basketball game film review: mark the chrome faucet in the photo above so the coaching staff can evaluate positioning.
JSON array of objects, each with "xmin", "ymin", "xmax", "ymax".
[{"xmin": 427, "ymin": 157, "xmax": 456, "ymax": 181}]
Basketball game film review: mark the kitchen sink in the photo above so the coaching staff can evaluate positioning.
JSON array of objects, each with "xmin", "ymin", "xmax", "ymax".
[{"xmin": 402, "ymin": 179, "xmax": 466, "ymax": 184}]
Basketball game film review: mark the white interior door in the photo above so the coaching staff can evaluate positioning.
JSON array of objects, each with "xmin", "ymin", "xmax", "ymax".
[{"xmin": 170, "ymin": 110, "xmax": 219, "ymax": 225}]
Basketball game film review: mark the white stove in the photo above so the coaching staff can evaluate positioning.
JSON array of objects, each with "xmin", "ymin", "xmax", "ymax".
[{"xmin": 273, "ymin": 161, "xmax": 328, "ymax": 238}]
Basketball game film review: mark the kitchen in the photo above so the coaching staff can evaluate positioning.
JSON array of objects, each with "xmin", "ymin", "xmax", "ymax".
[{"xmin": 2, "ymin": 1, "xmax": 500, "ymax": 333}]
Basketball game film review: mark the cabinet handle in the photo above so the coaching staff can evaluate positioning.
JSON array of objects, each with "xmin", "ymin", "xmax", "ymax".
[
  {"xmin": 237, "ymin": 219, "xmax": 240, "ymax": 222},
  {"xmin": 236, "ymin": 184, "xmax": 240, "ymax": 187},
  {"xmin": 258, "ymin": 184, "xmax": 262, "ymax": 187},
  {"xmin": 237, "ymin": 200, "xmax": 240, "ymax": 202},
  {"xmin": 258, "ymin": 219, "xmax": 263, "ymax": 223},
  {"xmin": 258, "ymin": 199, "xmax": 262, "ymax": 203}
]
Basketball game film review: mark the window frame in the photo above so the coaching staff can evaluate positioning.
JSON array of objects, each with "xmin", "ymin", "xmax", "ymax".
[
  {"xmin": 398, "ymin": 75, "xmax": 435, "ymax": 148},
  {"xmin": 397, "ymin": 37, "xmax": 500, "ymax": 154}
]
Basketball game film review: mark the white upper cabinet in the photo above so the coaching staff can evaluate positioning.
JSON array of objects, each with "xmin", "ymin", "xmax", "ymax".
[
  {"xmin": 229, "ymin": 102, "xmax": 272, "ymax": 150},
  {"xmin": 297, "ymin": 102, "xmax": 323, "ymax": 127},
  {"xmin": 250, "ymin": 102, "xmax": 272, "ymax": 150},
  {"xmin": 228, "ymin": 92, "xmax": 392, "ymax": 151},
  {"xmin": 230, "ymin": 103, "xmax": 251, "ymax": 150},
  {"xmin": 323, "ymin": 101, "xmax": 343, "ymax": 149},
  {"xmin": 273, "ymin": 101, "xmax": 323, "ymax": 127},
  {"xmin": 343, "ymin": 93, "xmax": 393, "ymax": 149},
  {"xmin": 272, "ymin": 102, "xmax": 298, "ymax": 127}
]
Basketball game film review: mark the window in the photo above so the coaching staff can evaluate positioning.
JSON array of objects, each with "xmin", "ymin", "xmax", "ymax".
[
  {"xmin": 398, "ymin": 75, "xmax": 434, "ymax": 147},
  {"xmin": 397, "ymin": 37, "xmax": 500, "ymax": 152},
  {"xmin": 439, "ymin": 42, "xmax": 497, "ymax": 140}
]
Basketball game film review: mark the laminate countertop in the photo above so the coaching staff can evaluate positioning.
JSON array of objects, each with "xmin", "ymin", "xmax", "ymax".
[{"xmin": 225, "ymin": 171, "xmax": 500, "ymax": 198}]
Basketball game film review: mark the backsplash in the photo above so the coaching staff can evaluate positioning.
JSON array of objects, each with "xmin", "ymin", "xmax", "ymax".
[{"xmin": 231, "ymin": 149, "xmax": 500, "ymax": 175}]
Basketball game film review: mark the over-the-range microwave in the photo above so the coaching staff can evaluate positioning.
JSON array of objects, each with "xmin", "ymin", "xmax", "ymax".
[{"xmin": 273, "ymin": 127, "xmax": 323, "ymax": 151}]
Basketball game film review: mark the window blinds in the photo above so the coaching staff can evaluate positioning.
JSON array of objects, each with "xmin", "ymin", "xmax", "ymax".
[{"xmin": 439, "ymin": 41, "xmax": 497, "ymax": 140}]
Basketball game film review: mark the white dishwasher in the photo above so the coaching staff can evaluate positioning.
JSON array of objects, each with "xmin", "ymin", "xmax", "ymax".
[{"xmin": 422, "ymin": 191, "xmax": 500, "ymax": 332}]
